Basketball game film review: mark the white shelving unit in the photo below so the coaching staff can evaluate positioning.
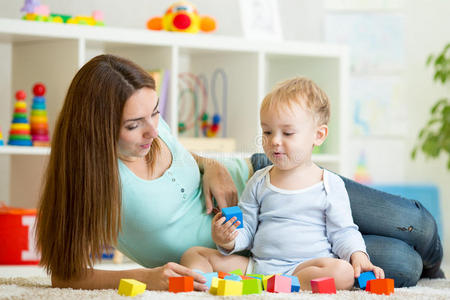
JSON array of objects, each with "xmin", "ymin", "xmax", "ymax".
[{"xmin": 0, "ymin": 18, "xmax": 349, "ymax": 208}]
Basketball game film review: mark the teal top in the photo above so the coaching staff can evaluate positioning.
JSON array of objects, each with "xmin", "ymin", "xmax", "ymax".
[{"xmin": 117, "ymin": 119, "xmax": 249, "ymax": 267}]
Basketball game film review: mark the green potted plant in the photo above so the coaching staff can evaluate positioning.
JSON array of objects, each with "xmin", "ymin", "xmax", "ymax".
[{"xmin": 411, "ymin": 43, "xmax": 450, "ymax": 169}]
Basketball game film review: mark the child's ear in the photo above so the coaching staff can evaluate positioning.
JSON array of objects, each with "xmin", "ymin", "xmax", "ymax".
[{"xmin": 313, "ymin": 124, "xmax": 328, "ymax": 146}]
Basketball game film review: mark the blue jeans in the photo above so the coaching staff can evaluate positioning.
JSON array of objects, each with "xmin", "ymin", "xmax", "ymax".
[{"xmin": 250, "ymin": 154, "xmax": 443, "ymax": 287}]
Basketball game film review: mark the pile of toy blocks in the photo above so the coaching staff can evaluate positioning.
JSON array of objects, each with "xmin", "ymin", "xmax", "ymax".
[
  {"xmin": 117, "ymin": 270, "xmax": 394, "ymax": 296},
  {"xmin": 168, "ymin": 269, "xmax": 302, "ymax": 295},
  {"xmin": 358, "ymin": 271, "xmax": 395, "ymax": 295}
]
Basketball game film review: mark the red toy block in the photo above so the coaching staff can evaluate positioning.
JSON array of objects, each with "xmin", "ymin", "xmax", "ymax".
[
  {"xmin": 0, "ymin": 206, "xmax": 40, "ymax": 265},
  {"xmin": 367, "ymin": 278, "xmax": 394, "ymax": 295},
  {"xmin": 267, "ymin": 275, "xmax": 292, "ymax": 293},
  {"xmin": 218, "ymin": 271, "xmax": 231, "ymax": 279},
  {"xmin": 168, "ymin": 276, "xmax": 194, "ymax": 293},
  {"xmin": 311, "ymin": 277, "xmax": 336, "ymax": 294}
]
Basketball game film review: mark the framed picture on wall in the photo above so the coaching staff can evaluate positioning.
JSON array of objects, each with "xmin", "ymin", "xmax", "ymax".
[{"xmin": 239, "ymin": 0, "xmax": 283, "ymax": 41}]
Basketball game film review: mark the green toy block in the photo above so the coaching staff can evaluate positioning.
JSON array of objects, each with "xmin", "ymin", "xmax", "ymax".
[
  {"xmin": 242, "ymin": 278, "xmax": 262, "ymax": 295},
  {"xmin": 230, "ymin": 269, "xmax": 243, "ymax": 276}
]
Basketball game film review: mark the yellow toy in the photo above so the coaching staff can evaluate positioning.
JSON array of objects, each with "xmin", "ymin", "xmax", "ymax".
[
  {"xmin": 147, "ymin": 1, "xmax": 216, "ymax": 33},
  {"xmin": 118, "ymin": 279, "xmax": 146, "ymax": 297}
]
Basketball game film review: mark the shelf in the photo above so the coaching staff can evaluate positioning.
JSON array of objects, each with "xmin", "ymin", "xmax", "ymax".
[
  {"xmin": 0, "ymin": 146, "xmax": 50, "ymax": 155},
  {"xmin": 0, "ymin": 18, "xmax": 346, "ymax": 57}
]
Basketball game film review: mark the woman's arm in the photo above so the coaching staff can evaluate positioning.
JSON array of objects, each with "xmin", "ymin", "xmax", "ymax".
[
  {"xmin": 191, "ymin": 153, "xmax": 238, "ymax": 213},
  {"xmin": 52, "ymin": 263, "xmax": 208, "ymax": 291}
]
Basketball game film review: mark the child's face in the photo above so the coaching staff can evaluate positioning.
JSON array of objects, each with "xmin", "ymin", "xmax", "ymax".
[
  {"xmin": 118, "ymin": 87, "xmax": 160, "ymax": 160},
  {"xmin": 260, "ymin": 101, "xmax": 327, "ymax": 171}
]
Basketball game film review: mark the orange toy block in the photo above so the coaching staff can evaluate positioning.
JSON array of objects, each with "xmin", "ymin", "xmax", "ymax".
[
  {"xmin": 168, "ymin": 276, "xmax": 194, "ymax": 293},
  {"xmin": 311, "ymin": 277, "xmax": 336, "ymax": 294},
  {"xmin": 218, "ymin": 271, "xmax": 231, "ymax": 279},
  {"xmin": 367, "ymin": 278, "xmax": 394, "ymax": 295}
]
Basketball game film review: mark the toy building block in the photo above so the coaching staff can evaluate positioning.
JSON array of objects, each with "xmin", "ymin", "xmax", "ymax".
[
  {"xmin": 217, "ymin": 279, "xmax": 243, "ymax": 296},
  {"xmin": 218, "ymin": 271, "xmax": 231, "ymax": 279},
  {"xmin": 367, "ymin": 278, "xmax": 394, "ymax": 295},
  {"xmin": 263, "ymin": 275, "xmax": 274, "ymax": 290},
  {"xmin": 242, "ymin": 278, "xmax": 262, "ymax": 295},
  {"xmin": 311, "ymin": 277, "xmax": 336, "ymax": 294},
  {"xmin": 209, "ymin": 277, "xmax": 222, "ymax": 295},
  {"xmin": 117, "ymin": 279, "xmax": 146, "ymax": 297},
  {"xmin": 267, "ymin": 275, "xmax": 292, "ymax": 293},
  {"xmin": 358, "ymin": 271, "xmax": 376, "ymax": 290},
  {"xmin": 240, "ymin": 275, "xmax": 256, "ymax": 280},
  {"xmin": 203, "ymin": 272, "xmax": 218, "ymax": 288},
  {"xmin": 246, "ymin": 273, "xmax": 264, "ymax": 281},
  {"xmin": 221, "ymin": 206, "xmax": 243, "ymax": 228},
  {"xmin": 168, "ymin": 276, "xmax": 194, "ymax": 293},
  {"xmin": 224, "ymin": 274, "xmax": 242, "ymax": 281},
  {"xmin": 284, "ymin": 275, "xmax": 300, "ymax": 292},
  {"xmin": 8, "ymin": 90, "xmax": 33, "ymax": 146},
  {"xmin": 230, "ymin": 268, "xmax": 243, "ymax": 276}
]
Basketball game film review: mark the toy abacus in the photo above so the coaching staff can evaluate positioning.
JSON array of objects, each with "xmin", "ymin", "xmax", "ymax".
[
  {"xmin": 178, "ymin": 69, "xmax": 227, "ymax": 138},
  {"xmin": 8, "ymin": 90, "xmax": 33, "ymax": 146},
  {"xmin": 30, "ymin": 83, "xmax": 50, "ymax": 147}
]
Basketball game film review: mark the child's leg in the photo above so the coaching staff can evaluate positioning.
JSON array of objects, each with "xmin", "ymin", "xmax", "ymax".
[
  {"xmin": 180, "ymin": 246, "xmax": 249, "ymax": 274},
  {"xmin": 292, "ymin": 257, "xmax": 354, "ymax": 291}
]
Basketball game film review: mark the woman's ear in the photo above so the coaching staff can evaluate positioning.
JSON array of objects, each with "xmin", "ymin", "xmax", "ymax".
[{"xmin": 313, "ymin": 124, "xmax": 328, "ymax": 146}]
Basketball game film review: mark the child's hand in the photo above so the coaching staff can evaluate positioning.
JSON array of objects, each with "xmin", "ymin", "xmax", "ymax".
[
  {"xmin": 211, "ymin": 212, "xmax": 240, "ymax": 251},
  {"xmin": 351, "ymin": 251, "xmax": 385, "ymax": 279}
]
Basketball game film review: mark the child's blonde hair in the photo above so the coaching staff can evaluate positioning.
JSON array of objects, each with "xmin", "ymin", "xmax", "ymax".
[{"xmin": 260, "ymin": 77, "xmax": 330, "ymax": 125}]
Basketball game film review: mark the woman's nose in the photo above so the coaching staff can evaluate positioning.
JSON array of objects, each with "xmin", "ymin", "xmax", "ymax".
[{"xmin": 143, "ymin": 123, "xmax": 158, "ymax": 139}]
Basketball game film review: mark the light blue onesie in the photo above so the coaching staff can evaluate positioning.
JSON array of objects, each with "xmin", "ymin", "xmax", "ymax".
[
  {"xmin": 116, "ymin": 119, "xmax": 249, "ymax": 268},
  {"xmin": 219, "ymin": 165, "xmax": 367, "ymax": 276}
]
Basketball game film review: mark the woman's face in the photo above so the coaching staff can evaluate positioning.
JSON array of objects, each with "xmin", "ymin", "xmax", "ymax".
[{"xmin": 118, "ymin": 87, "xmax": 159, "ymax": 160}]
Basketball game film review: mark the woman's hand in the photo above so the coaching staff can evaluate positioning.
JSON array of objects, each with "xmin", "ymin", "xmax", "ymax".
[
  {"xmin": 211, "ymin": 212, "xmax": 240, "ymax": 251},
  {"xmin": 192, "ymin": 154, "xmax": 237, "ymax": 214},
  {"xmin": 351, "ymin": 251, "xmax": 385, "ymax": 279},
  {"xmin": 144, "ymin": 262, "xmax": 208, "ymax": 291}
]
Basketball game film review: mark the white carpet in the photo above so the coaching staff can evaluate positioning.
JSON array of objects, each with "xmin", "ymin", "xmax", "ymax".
[{"xmin": 1, "ymin": 276, "xmax": 450, "ymax": 300}]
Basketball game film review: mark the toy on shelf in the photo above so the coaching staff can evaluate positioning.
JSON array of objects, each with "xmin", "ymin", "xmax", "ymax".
[
  {"xmin": 177, "ymin": 69, "xmax": 227, "ymax": 138},
  {"xmin": 147, "ymin": 1, "xmax": 216, "ymax": 33},
  {"xmin": 354, "ymin": 151, "xmax": 371, "ymax": 184},
  {"xmin": 8, "ymin": 90, "xmax": 33, "ymax": 146},
  {"xmin": 21, "ymin": 0, "xmax": 104, "ymax": 26},
  {"xmin": 30, "ymin": 83, "xmax": 50, "ymax": 147},
  {"xmin": 0, "ymin": 126, "xmax": 4, "ymax": 146}
]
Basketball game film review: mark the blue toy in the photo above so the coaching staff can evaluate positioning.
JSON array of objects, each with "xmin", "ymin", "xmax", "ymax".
[
  {"xmin": 284, "ymin": 275, "xmax": 300, "ymax": 292},
  {"xmin": 358, "ymin": 271, "xmax": 376, "ymax": 290},
  {"xmin": 221, "ymin": 206, "xmax": 243, "ymax": 229}
]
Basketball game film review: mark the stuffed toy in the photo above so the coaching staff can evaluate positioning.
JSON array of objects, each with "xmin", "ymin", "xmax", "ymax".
[{"xmin": 147, "ymin": 1, "xmax": 216, "ymax": 33}]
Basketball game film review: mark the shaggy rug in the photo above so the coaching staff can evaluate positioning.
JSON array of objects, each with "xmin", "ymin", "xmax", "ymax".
[{"xmin": 1, "ymin": 276, "xmax": 450, "ymax": 300}]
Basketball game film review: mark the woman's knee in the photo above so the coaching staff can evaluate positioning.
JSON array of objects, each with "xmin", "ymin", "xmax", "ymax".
[{"xmin": 364, "ymin": 235, "xmax": 422, "ymax": 287}]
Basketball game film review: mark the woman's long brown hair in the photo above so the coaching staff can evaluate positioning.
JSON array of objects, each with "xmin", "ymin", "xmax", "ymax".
[{"xmin": 36, "ymin": 54, "xmax": 157, "ymax": 280}]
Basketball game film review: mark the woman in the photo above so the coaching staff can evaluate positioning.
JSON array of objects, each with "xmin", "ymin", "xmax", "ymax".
[{"xmin": 36, "ymin": 54, "xmax": 443, "ymax": 291}]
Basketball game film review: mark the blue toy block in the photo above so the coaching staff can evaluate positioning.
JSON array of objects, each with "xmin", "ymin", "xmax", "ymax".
[
  {"xmin": 224, "ymin": 274, "xmax": 242, "ymax": 281},
  {"xmin": 221, "ymin": 206, "xmax": 243, "ymax": 229},
  {"xmin": 8, "ymin": 139, "xmax": 33, "ymax": 146},
  {"xmin": 358, "ymin": 271, "xmax": 376, "ymax": 290},
  {"xmin": 284, "ymin": 275, "xmax": 300, "ymax": 292},
  {"xmin": 203, "ymin": 272, "xmax": 218, "ymax": 288}
]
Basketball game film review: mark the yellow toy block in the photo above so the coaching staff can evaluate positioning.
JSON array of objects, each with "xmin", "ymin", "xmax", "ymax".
[
  {"xmin": 209, "ymin": 277, "xmax": 222, "ymax": 295},
  {"xmin": 217, "ymin": 279, "xmax": 243, "ymax": 296},
  {"xmin": 118, "ymin": 279, "xmax": 146, "ymax": 297},
  {"xmin": 263, "ymin": 275, "xmax": 274, "ymax": 290}
]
